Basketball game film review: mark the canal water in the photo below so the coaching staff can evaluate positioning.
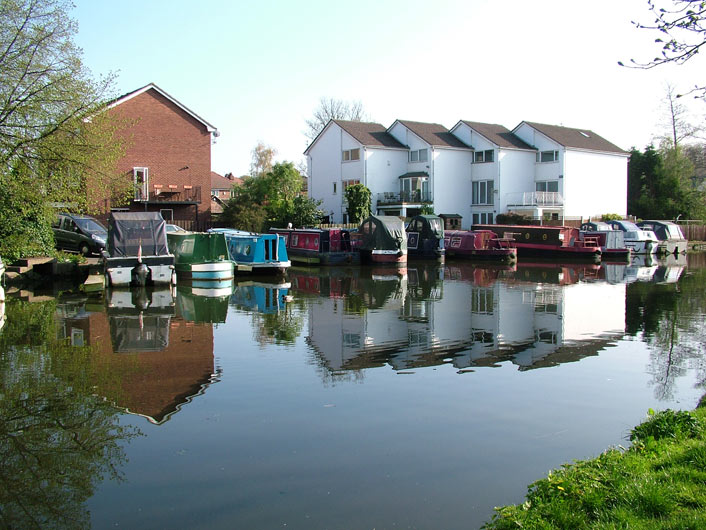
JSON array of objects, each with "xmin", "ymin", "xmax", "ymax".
[{"xmin": 1, "ymin": 254, "xmax": 705, "ymax": 529}]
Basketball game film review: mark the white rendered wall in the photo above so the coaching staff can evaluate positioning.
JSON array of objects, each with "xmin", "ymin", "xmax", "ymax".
[
  {"xmin": 498, "ymin": 149, "xmax": 536, "ymax": 213},
  {"xmin": 432, "ymin": 148, "xmax": 474, "ymax": 228},
  {"xmin": 307, "ymin": 123, "xmax": 345, "ymax": 222},
  {"xmin": 365, "ymin": 147, "xmax": 408, "ymax": 213}
]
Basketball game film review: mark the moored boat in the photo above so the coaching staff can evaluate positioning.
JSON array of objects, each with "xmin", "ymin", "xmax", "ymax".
[
  {"xmin": 604, "ymin": 220, "xmax": 659, "ymax": 255},
  {"xmin": 579, "ymin": 221, "xmax": 632, "ymax": 262},
  {"xmin": 405, "ymin": 215, "xmax": 445, "ymax": 260},
  {"xmin": 103, "ymin": 212, "xmax": 176, "ymax": 287},
  {"xmin": 209, "ymin": 228, "xmax": 291, "ymax": 274},
  {"xmin": 443, "ymin": 229, "xmax": 517, "ymax": 262},
  {"xmin": 167, "ymin": 231, "xmax": 234, "ymax": 281},
  {"xmin": 636, "ymin": 220, "xmax": 688, "ymax": 255},
  {"xmin": 473, "ymin": 224, "xmax": 602, "ymax": 263},
  {"xmin": 269, "ymin": 227, "xmax": 359, "ymax": 265},
  {"xmin": 357, "ymin": 215, "xmax": 407, "ymax": 265}
]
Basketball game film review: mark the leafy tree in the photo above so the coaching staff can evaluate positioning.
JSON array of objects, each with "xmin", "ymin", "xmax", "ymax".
[
  {"xmin": 621, "ymin": 0, "xmax": 706, "ymax": 98},
  {"xmin": 305, "ymin": 97, "xmax": 368, "ymax": 141},
  {"xmin": 221, "ymin": 161, "xmax": 323, "ymax": 231},
  {"xmin": 250, "ymin": 142, "xmax": 277, "ymax": 177},
  {"xmin": 0, "ymin": 0, "xmax": 129, "ymax": 259},
  {"xmin": 344, "ymin": 183, "xmax": 371, "ymax": 224},
  {"xmin": 628, "ymin": 144, "xmax": 662, "ymax": 217}
]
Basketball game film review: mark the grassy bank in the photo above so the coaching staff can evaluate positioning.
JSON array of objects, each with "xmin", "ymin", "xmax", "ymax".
[{"xmin": 484, "ymin": 397, "xmax": 706, "ymax": 529}]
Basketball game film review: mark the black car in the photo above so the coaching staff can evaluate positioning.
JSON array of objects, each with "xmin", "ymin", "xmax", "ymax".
[{"xmin": 52, "ymin": 213, "xmax": 108, "ymax": 256}]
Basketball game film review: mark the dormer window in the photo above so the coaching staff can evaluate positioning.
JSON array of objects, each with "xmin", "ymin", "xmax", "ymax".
[
  {"xmin": 473, "ymin": 150, "xmax": 494, "ymax": 163},
  {"xmin": 537, "ymin": 150, "xmax": 559, "ymax": 163},
  {"xmin": 342, "ymin": 148, "xmax": 360, "ymax": 161},
  {"xmin": 409, "ymin": 149, "xmax": 428, "ymax": 163}
]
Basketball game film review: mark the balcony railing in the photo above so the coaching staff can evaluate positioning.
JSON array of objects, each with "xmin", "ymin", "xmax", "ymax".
[
  {"xmin": 135, "ymin": 186, "xmax": 202, "ymax": 203},
  {"xmin": 505, "ymin": 191, "xmax": 563, "ymax": 208},
  {"xmin": 376, "ymin": 190, "xmax": 433, "ymax": 205}
]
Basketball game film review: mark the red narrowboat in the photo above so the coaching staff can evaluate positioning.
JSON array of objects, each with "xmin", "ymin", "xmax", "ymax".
[
  {"xmin": 443, "ymin": 230, "xmax": 517, "ymax": 262},
  {"xmin": 269, "ymin": 228, "xmax": 359, "ymax": 265},
  {"xmin": 473, "ymin": 224, "xmax": 602, "ymax": 263}
]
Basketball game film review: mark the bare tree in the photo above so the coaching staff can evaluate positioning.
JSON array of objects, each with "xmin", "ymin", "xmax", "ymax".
[
  {"xmin": 304, "ymin": 97, "xmax": 368, "ymax": 141},
  {"xmin": 250, "ymin": 142, "xmax": 277, "ymax": 177},
  {"xmin": 620, "ymin": 0, "xmax": 706, "ymax": 98},
  {"xmin": 658, "ymin": 84, "xmax": 703, "ymax": 148}
]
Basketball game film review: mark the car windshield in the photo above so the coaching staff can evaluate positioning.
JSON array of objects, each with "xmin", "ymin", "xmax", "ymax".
[{"xmin": 75, "ymin": 218, "xmax": 107, "ymax": 235}]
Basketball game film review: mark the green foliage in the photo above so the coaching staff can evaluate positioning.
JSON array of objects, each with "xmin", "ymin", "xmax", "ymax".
[
  {"xmin": 496, "ymin": 211, "xmax": 535, "ymax": 225},
  {"xmin": 630, "ymin": 409, "xmax": 700, "ymax": 443},
  {"xmin": 344, "ymin": 183, "xmax": 371, "ymax": 224},
  {"xmin": 221, "ymin": 161, "xmax": 323, "ymax": 231},
  {"xmin": 600, "ymin": 213, "xmax": 623, "ymax": 221},
  {"xmin": 0, "ymin": 0, "xmax": 129, "ymax": 259},
  {"xmin": 420, "ymin": 204, "xmax": 435, "ymax": 215},
  {"xmin": 483, "ymin": 404, "xmax": 706, "ymax": 529},
  {"xmin": 629, "ymin": 143, "xmax": 706, "ymax": 220},
  {"xmin": 0, "ymin": 167, "xmax": 55, "ymax": 262}
]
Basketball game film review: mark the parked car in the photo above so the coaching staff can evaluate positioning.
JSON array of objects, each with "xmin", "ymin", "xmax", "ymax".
[
  {"xmin": 166, "ymin": 224, "xmax": 187, "ymax": 233},
  {"xmin": 52, "ymin": 213, "xmax": 108, "ymax": 256}
]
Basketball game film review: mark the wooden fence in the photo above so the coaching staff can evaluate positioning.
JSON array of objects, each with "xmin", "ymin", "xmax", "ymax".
[{"xmin": 679, "ymin": 223, "xmax": 706, "ymax": 242}]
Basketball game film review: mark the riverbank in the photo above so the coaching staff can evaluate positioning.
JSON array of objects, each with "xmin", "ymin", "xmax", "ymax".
[{"xmin": 483, "ymin": 397, "xmax": 706, "ymax": 529}]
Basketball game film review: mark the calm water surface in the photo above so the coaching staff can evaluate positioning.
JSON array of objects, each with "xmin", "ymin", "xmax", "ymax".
[{"xmin": 1, "ymin": 254, "xmax": 705, "ymax": 529}]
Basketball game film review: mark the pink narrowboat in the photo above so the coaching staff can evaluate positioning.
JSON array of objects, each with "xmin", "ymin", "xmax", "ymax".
[
  {"xmin": 443, "ymin": 230, "xmax": 517, "ymax": 263},
  {"xmin": 269, "ymin": 228, "xmax": 359, "ymax": 265},
  {"xmin": 473, "ymin": 224, "xmax": 602, "ymax": 263}
]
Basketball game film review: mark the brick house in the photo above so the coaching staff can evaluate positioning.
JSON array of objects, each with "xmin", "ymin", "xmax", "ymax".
[
  {"xmin": 102, "ymin": 83, "xmax": 219, "ymax": 229},
  {"xmin": 210, "ymin": 171, "xmax": 242, "ymax": 215}
]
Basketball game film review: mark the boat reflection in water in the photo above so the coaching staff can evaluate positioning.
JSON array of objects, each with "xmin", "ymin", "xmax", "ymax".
[
  {"xmin": 293, "ymin": 261, "xmax": 628, "ymax": 376},
  {"xmin": 176, "ymin": 280, "xmax": 232, "ymax": 323},
  {"xmin": 56, "ymin": 287, "xmax": 219, "ymax": 424},
  {"xmin": 229, "ymin": 279, "xmax": 291, "ymax": 314}
]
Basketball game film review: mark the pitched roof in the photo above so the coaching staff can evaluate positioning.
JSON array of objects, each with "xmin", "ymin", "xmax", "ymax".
[
  {"xmin": 395, "ymin": 120, "xmax": 472, "ymax": 149},
  {"xmin": 333, "ymin": 120, "xmax": 406, "ymax": 148},
  {"xmin": 519, "ymin": 121, "xmax": 627, "ymax": 154},
  {"xmin": 211, "ymin": 171, "xmax": 241, "ymax": 189},
  {"xmin": 106, "ymin": 83, "xmax": 218, "ymax": 135},
  {"xmin": 459, "ymin": 121, "xmax": 534, "ymax": 150}
]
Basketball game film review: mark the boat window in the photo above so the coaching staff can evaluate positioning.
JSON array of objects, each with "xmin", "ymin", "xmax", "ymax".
[
  {"xmin": 244, "ymin": 244, "xmax": 251, "ymax": 256},
  {"xmin": 314, "ymin": 238, "xmax": 319, "ymax": 247},
  {"xmin": 668, "ymin": 225, "xmax": 683, "ymax": 238},
  {"xmin": 291, "ymin": 235, "xmax": 298, "ymax": 246}
]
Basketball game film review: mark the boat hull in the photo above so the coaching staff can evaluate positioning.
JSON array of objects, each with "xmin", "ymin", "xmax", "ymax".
[
  {"xmin": 360, "ymin": 249, "xmax": 408, "ymax": 264},
  {"xmin": 104, "ymin": 256, "xmax": 175, "ymax": 287},
  {"xmin": 174, "ymin": 261, "xmax": 234, "ymax": 281},
  {"xmin": 446, "ymin": 247, "xmax": 517, "ymax": 262}
]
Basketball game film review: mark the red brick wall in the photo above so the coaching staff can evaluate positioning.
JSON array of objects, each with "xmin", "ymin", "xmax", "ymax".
[{"xmin": 108, "ymin": 89, "xmax": 213, "ymax": 223}]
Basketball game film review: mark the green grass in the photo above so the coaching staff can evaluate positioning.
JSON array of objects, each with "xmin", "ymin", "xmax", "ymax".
[{"xmin": 483, "ymin": 404, "xmax": 706, "ymax": 529}]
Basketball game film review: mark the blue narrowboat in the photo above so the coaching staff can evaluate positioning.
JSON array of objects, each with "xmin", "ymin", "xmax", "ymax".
[{"xmin": 209, "ymin": 228, "xmax": 291, "ymax": 274}]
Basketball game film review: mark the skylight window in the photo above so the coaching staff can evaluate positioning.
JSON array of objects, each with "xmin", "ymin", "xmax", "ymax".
[{"xmin": 580, "ymin": 131, "xmax": 590, "ymax": 138}]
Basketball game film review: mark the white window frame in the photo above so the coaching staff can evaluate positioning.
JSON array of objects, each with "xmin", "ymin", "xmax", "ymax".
[
  {"xmin": 472, "ymin": 180, "xmax": 494, "ymax": 205},
  {"xmin": 473, "ymin": 150, "xmax": 494, "ymax": 163},
  {"xmin": 342, "ymin": 148, "xmax": 360, "ymax": 162},
  {"xmin": 409, "ymin": 149, "xmax": 428, "ymax": 163},
  {"xmin": 536, "ymin": 180, "xmax": 559, "ymax": 192},
  {"xmin": 537, "ymin": 150, "xmax": 559, "ymax": 163},
  {"xmin": 133, "ymin": 167, "xmax": 149, "ymax": 201}
]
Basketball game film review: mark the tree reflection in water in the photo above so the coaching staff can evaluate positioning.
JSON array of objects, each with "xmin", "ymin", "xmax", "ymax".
[
  {"xmin": 0, "ymin": 299, "xmax": 140, "ymax": 529},
  {"xmin": 626, "ymin": 257, "xmax": 706, "ymax": 400}
]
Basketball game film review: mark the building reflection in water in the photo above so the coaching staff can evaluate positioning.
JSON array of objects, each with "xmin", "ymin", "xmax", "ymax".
[
  {"xmin": 56, "ymin": 286, "xmax": 218, "ymax": 424},
  {"xmin": 294, "ymin": 261, "xmax": 631, "ymax": 377}
]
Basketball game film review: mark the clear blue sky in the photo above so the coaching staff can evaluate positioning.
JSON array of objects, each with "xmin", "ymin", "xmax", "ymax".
[{"xmin": 73, "ymin": 0, "xmax": 705, "ymax": 176}]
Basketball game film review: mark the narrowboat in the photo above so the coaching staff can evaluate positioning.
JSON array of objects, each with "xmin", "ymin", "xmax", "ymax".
[
  {"xmin": 405, "ymin": 215, "xmax": 445, "ymax": 260},
  {"xmin": 472, "ymin": 224, "xmax": 602, "ymax": 263},
  {"xmin": 209, "ymin": 228, "xmax": 291, "ymax": 274},
  {"xmin": 443, "ymin": 229, "xmax": 517, "ymax": 262},
  {"xmin": 269, "ymin": 227, "xmax": 359, "ymax": 265},
  {"xmin": 357, "ymin": 215, "xmax": 407, "ymax": 265},
  {"xmin": 636, "ymin": 220, "xmax": 688, "ymax": 255},
  {"xmin": 579, "ymin": 221, "xmax": 632, "ymax": 261},
  {"xmin": 167, "ymin": 231, "xmax": 234, "ymax": 281},
  {"xmin": 103, "ymin": 212, "xmax": 176, "ymax": 287},
  {"xmin": 604, "ymin": 220, "xmax": 659, "ymax": 254},
  {"xmin": 176, "ymin": 284, "xmax": 230, "ymax": 323}
]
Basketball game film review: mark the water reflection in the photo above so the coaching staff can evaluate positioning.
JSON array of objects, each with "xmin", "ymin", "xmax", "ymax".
[
  {"xmin": 0, "ymin": 298, "xmax": 139, "ymax": 529},
  {"xmin": 58, "ymin": 287, "xmax": 218, "ymax": 425}
]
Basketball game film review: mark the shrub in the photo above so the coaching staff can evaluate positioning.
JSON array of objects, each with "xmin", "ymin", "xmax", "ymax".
[
  {"xmin": 601, "ymin": 213, "xmax": 624, "ymax": 221},
  {"xmin": 630, "ymin": 409, "xmax": 701, "ymax": 443}
]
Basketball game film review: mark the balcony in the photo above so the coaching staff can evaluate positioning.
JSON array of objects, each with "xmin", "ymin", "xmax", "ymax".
[
  {"xmin": 505, "ymin": 191, "xmax": 563, "ymax": 208},
  {"xmin": 135, "ymin": 185, "xmax": 202, "ymax": 204},
  {"xmin": 376, "ymin": 190, "xmax": 433, "ymax": 205}
]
